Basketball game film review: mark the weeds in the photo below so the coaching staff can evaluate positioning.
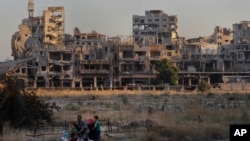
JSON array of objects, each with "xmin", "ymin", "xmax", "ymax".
[
  {"xmin": 64, "ymin": 103, "xmax": 80, "ymax": 111},
  {"xmin": 2, "ymin": 93, "xmax": 249, "ymax": 141}
]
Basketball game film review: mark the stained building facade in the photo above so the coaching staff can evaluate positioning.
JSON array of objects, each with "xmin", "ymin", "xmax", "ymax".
[{"xmin": 7, "ymin": 0, "xmax": 250, "ymax": 90}]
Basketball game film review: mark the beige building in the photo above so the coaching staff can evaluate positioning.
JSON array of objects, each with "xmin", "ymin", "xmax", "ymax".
[{"xmin": 213, "ymin": 26, "xmax": 233, "ymax": 46}]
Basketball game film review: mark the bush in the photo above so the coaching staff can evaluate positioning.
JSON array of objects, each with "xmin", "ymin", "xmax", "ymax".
[
  {"xmin": 122, "ymin": 96, "xmax": 129, "ymax": 104},
  {"xmin": 64, "ymin": 103, "xmax": 80, "ymax": 111},
  {"xmin": 0, "ymin": 75, "xmax": 60, "ymax": 129},
  {"xmin": 198, "ymin": 80, "xmax": 210, "ymax": 92}
]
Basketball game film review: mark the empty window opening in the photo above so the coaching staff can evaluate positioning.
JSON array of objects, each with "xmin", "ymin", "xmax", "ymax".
[
  {"xmin": 63, "ymin": 65, "xmax": 70, "ymax": 71},
  {"xmin": 85, "ymin": 55, "xmax": 89, "ymax": 60},
  {"xmin": 123, "ymin": 51, "xmax": 133, "ymax": 58},
  {"xmin": 41, "ymin": 66, "xmax": 46, "ymax": 71},
  {"xmin": 150, "ymin": 51, "xmax": 160, "ymax": 58},
  {"xmin": 75, "ymin": 82, "xmax": 80, "ymax": 88},
  {"xmin": 166, "ymin": 45, "xmax": 173, "ymax": 50},
  {"xmin": 22, "ymin": 68, "xmax": 26, "ymax": 74},
  {"xmin": 50, "ymin": 65, "xmax": 62, "ymax": 72},
  {"xmin": 63, "ymin": 81, "xmax": 72, "ymax": 87},
  {"xmin": 167, "ymin": 52, "xmax": 172, "ymax": 56},
  {"xmin": 63, "ymin": 53, "xmax": 71, "ymax": 61},
  {"xmin": 15, "ymin": 68, "xmax": 20, "ymax": 73},
  {"xmin": 52, "ymin": 76, "xmax": 61, "ymax": 87},
  {"xmin": 50, "ymin": 52, "xmax": 61, "ymax": 60}
]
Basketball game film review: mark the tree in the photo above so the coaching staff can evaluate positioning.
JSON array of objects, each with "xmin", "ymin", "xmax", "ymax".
[
  {"xmin": 0, "ymin": 75, "xmax": 60, "ymax": 133},
  {"xmin": 155, "ymin": 58, "xmax": 179, "ymax": 85}
]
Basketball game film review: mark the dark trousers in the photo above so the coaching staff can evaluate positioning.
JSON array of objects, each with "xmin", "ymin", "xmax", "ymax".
[{"xmin": 95, "ymin": 130, "xmax": 101, "ymax": 141}]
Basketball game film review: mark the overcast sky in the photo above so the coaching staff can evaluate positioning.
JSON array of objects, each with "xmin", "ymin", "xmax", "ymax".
[{"xmin": 1, "ymin": 0, "xmax": 250, "ymax": 61}]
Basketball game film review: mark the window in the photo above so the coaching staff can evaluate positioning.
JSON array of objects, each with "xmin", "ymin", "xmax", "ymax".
[
  {"xmin": 155, "ymin": 19, "xmax": 159, "ymax": 22},
  {"xmin": 22, "ymin": 68, "xmax": 26, "ymax": 74},
  {"xmin": 167, "ymin": 52, "xmax": 172, "ymax": 56},
  {"xmin": 105, "ymin": 47, "xmax": 108, "ymax": 53},
  {"xmin": 41, "ymin": 66, "xmax": 46, "ymax": 71}
]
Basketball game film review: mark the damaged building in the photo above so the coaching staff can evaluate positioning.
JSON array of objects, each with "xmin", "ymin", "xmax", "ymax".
[
  {"xmin": 217, "ymin": 21, "xmax": 250, "ymax": 83},
  {"xmin": 4, "ymin": 0, "xmax": 250, "ymax": 91},
  {"xmin": 180, "ymin": 26, "xmax": 233, "ymax": 88},
  {"xmin": 132, "ymin": 10, "xmax": 183, "ymax": 62},
  {"xmin": 10, "ymin": 0, "xmax": 75, "ymax": 88},
  {"xmin": 5, "ymin": 0, "xmax": 185, "ymax": 90}
]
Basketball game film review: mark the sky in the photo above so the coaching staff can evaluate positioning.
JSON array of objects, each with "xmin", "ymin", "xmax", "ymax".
[{"xmin": 0, "ymin": 0, "xmax": 250, "ymax": 61}]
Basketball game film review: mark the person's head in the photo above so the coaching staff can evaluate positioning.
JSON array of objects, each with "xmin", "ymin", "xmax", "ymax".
[
  {"xmin": 77, "ymin": 115, "xmax": 82, "ymax": 122},
  {"xmin": 94, "ymin": 115, "xmax": 99, "ymax": 121},
  {"xmin": 88, "ymin": 118, "xmax": 94, "ymax": 125}
]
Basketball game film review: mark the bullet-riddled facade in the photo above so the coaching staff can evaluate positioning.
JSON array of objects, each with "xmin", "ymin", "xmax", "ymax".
[
  {"xmin": 8, "ymin": 1, "xmax": 185, "ymax": 89},
  {"xmin": 133, "ymin": 10, "xmax": 178, "ymax": 45},
  {"xmin": 5, "ymin": 0, "xmax": 250, "ymax": 90}
]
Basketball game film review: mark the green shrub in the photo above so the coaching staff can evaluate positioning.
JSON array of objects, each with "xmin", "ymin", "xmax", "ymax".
[
  {"xmin": 64, "ymin": 103, "xmax": 80, "ymax": 111},
  {"xmin": 198, "ymin": 80, "xmax": 210, "ymax": 92},
  {"xmin": 122, "ymin": 96, "xmax": 129, "ymax": 104}
]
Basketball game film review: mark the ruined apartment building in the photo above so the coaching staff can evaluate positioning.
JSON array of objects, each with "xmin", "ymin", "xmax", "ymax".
[
  {"xmin": 219, "ymin": 21, "xmax": 250, "ymax": 74},
  {"xmin": 11, "ymin": 0, "xmax": 75, "ymax": 88},
  {"xmin": 179, "ymin": 26, "xmax": 233, "ymax": 88},
  {"xmin": 9, "ymin": 0, "xmax": 244, "ymax": 89},
  {"xmin": 7, "ymin": 0, "xmax": 186, "ymax": 89},
  {"xmin": 182, "ymin": 26, "xmax": 233, "ymax": 72},
  {"xmin": 233, "ymin": 21, "xmax": 250, "ymax": 44},
  {"xmin": 73, "ymin": 28, "xmax": 112, "ymax": 88},
  {"xmin": 133, "ymin": 10, "xmax": 184, "ymax": 63},
  {"xmin": 133, "ymin": 10, "xmax": 178, "ymax": 45}
]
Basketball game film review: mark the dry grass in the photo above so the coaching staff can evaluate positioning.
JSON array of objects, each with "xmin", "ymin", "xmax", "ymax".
[
  {"xmin": 35, "ymin": 88, "xmax": 250, "ymax": 98},
  {"xmin": 2, "ymin": 92, "xmax": 250, "ymax": 140},
  {"xmin": 36, "ymin": 89, "xmax": 173, "ymax": 97}
]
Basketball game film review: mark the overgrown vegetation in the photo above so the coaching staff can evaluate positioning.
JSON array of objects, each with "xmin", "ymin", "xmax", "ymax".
[
  {"xmin": 0, "ymin": 75, "xmax": 60, "ymax": 132},
  {"xmin": 154, "ymin": 58, "xmax": 179, "ymax": 85},
  {"xmin": 198, "ymin": 79, "xmax": 211, "ymax": 92},
  {"xmin": 2, "ymin": 81, "xmax": 250, "ymax": 140}
]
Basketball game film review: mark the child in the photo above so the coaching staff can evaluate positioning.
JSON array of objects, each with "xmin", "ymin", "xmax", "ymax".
[
  {"xmin": 70, "ymin": 123, "xmax": 79, "ymax": 141},
  {"xmin": 94, "ymin": 115, "xmax": 101, "ymax": 141}
]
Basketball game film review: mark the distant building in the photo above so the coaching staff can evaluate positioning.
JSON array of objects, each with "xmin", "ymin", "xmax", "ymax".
[
  {"xmin": 233, "ymin": 21, "xmax": 250, "ymax": 44},
  {"xmin": 133, "ymin": 10, "xmax": 178, "ymax": 45},
  {"xmin": 6, "ymin": 0, "xmax": 250, "ymax": 90},
  {"xmin": 182, "ymin": 26, "xmax": 233, "ymax": 72},
  {"xmin": 213, "ymin": 26, "xmax": 233, "ymax": 46}
]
